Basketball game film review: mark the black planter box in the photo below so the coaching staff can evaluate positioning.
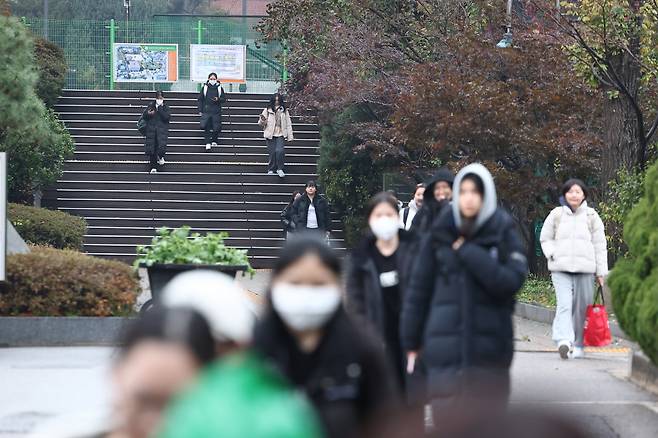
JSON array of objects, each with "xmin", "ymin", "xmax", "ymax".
[{"xmin": 140, "ymin": 263, "xmax": 248, "ymax": 312}]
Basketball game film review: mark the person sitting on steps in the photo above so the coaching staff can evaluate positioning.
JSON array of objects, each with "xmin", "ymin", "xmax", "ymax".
[
  {"xmin": 198, "ymin": 72, "xmax": 226, "ymax": 151},
  {"xmin": 142, "ymin": 90, "xmax": 170, "ymax": 174},
  {"xmin": 259, "ymin": 93, "xmax": 294, "ymax": 178}
]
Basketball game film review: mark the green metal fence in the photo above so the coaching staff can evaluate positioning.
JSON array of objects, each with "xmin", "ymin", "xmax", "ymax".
[{"xmin": 23, "ymin": 17, "xmax": 283, "ymax": 92}]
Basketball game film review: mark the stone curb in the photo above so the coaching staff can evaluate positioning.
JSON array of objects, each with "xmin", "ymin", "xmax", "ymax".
[
  {"xmin": 630, "ymin": 351, "xmax": 658, "ymax": 396},
  {"xmin": 514, "ymin": 302, "xmax": 629, "ymax": 341},
  {"xmin": 0, "ymin": 317, "xmax": 134, "ymax": 347}
]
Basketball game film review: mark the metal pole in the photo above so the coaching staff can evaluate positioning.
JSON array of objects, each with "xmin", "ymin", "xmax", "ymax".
[
  {"xmin": 506, "ymin": 0, "xmax": 513, "ymax": 34},
  {"xmin": 43, "ymin": 0, "xmax": 48, "ymax": 38},
  {"xmin": 197, "ymin": 19, "xmax": 202, "ymax": 44},
  {"xmin": 282, "ymin": 45, "xmax": 288, "ymax": 83},
  {"xmin": 109, "ymin": 19, "xmax": 116, "ymax": 90}
]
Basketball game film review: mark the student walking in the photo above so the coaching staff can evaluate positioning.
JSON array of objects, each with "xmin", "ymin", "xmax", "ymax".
[
  {"xmin": 401, "ymin": 164, "xmax": 527, "ymax": 415},
  {"xmin": 410, "ymin": 167, "xmax": 454, "ymax": 234},
  {"xmin": 291, "ymin": 181, "xmax": 331, "ymax": 237},
  {"xmin": 540, "ymin": 179, "xmax": 608, "ymax": 360},
  {"xmin": 400, "ymin": 183, "xmax": 425, "ymax": 230},
  {"xmin": 259, "ymin": 93, "xmax": 294, "ymax": 178},
  {"xmin": 198, "ymin": 72, "xmax": 226, "ymax": 151},
  {"xmin": 345, "ymin": 192, "xmax": 417, "ymax": 395},
  {"xmin": 280, "ymin": 190, "xmax": 302, "ymax": 239},
  {"xmin": 253, "ymin": 236, "xmax": 397, "ymax": 438},
  {"xmin": 142, "ymin": 90, "xmax": 170, "ymax": 174}
]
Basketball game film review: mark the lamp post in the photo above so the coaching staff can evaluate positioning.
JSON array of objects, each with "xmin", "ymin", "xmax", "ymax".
[
  {"xmin": 123, "ymin": 0, "xmax": 131, "ymax": 22},
  {"xmin": 43, "ymin": 0, "xmax": 48, "ymax": 38}
]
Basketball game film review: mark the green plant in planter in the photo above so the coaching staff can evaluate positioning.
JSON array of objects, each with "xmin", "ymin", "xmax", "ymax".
[{"xmin": 134, "ymin": 227, "xmax": 254, "ymax": 275}]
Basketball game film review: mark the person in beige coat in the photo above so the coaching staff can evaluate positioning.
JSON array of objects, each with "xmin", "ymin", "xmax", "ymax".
[
  {"xmin": 540, "ymin": 179, "xmax": 608, "ymax": 360},
  {"xmin": 258, "ymin": 93, "xmax": 294, "ymax": 178}
]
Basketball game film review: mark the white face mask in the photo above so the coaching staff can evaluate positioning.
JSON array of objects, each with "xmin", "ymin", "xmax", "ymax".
[
  {"xmin": 155, "ymin": 99, "xmax": 163, "ymax": 106},
  {"xmin": 209, "ymin": 79, "xmax": 217, "ymax": 85},
  {"xmin": 271, "ymin": 283, "xmax": 341, "ymax": 332},
  {"xmin": 369, "ymin": 216, "xmax": 399, "ymax": 241}
]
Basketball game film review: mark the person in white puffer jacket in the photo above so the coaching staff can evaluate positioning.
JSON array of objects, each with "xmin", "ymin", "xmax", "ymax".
[{"xmin": 540, "ymin": 178, "xmax": 608, "ymax": 360}]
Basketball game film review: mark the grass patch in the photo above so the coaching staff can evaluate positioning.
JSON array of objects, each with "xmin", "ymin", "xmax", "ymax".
[{"xmin": 518, "ymin": 275, "xmax": 556, "ymax": 309}]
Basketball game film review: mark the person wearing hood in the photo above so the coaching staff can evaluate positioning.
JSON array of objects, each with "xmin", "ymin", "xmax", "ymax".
[
  {"xmin": 345, "ymin": 192, "xmax": 417, "ymax": 392},
  {"xmin": 400, "ymin": 163, "xmax": 527, "ymax": 415},
  {"xmin": 400, "ymin": 184, "xmax": 425, "ymax": 230},
  {"xmin": 540, "ymin": 179, "xmax": 608, "ymax": 360},
  {"xmin": 253, "ymin": 235, "xmax": 398, "ymax": 438},
  {"xmin": 197, "ymin": 72, "xmax": 226, "ymax": 151},
  {"xmin": 157, "ymin": 270, "xmax": 323, "ymax": 438},
  {"xmin": 409, "ymin": 167, "xmax": 454, "ymax": 234}
]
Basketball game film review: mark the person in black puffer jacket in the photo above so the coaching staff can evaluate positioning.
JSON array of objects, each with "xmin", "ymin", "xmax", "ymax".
[
  {"xmin": 253, "ymin": 236, "xmax": 398, "ymax": 438},
  {"xmin": 292, "ymin": 180, "xmax": 332, "ymax": 236},
  {"xmin": 401, "ymin": 163, "xmax": 527, "ymax": 417},
  {"xmin": 409, "ymin": 167, "xmax": 454, "ymax": 235},
  {"xmin": 197, "ymin": 72, "xmax": 226, "ymax": 151}
]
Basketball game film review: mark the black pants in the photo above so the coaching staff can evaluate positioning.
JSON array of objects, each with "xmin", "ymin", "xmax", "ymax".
[
  {"xmin": 267, "ymin": 136, "xmax": 285, "ymax": 171},
  {"xmin": 147, "ymin": 137, "xmax": 164, "ymax": 170},
  {"xmin": 201, "ymin": 113, "xmax": 221, "ymax": 143}
]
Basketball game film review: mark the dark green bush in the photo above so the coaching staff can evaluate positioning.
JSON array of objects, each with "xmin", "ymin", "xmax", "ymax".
[
  {"xmin": 318, "ymin": 106, "xmax": 388, "ymax": 247},
  {"xmin": 33, "ymin": 37, "xmax": 67, "ymax": 107},
  {"xmin": 2, "ymin": 247, "xmax": 139, "ymax": 316},
  {"xmin": 608, "ymin": 160, "xmax": 658, "ymax": 366},
  {"xmin": 8, "ymin": 203, "xmax": 87, "ymax": 250}
]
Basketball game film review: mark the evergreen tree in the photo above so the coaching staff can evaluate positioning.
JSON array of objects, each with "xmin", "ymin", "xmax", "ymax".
[{"xmin": 608, "ymin": 160, "xmax": 658, "ymax": 365}]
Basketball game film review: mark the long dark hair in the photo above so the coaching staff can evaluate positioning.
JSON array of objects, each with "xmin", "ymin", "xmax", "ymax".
[
  {"xmin": 269, "ymin": 93, "xmax": 286, "ymax": 111},
  {"xmin": 119, "ymin": 307, "xmax": 215, "ymax": 366},
  {"xmin": 272, "ymin": 234, "xmax": 341, "ymax": 280}
]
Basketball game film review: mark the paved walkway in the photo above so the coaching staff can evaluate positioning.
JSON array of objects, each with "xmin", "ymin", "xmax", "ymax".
[{"xmin": 0, "ymin": 318, "xmax": 656, "ymax": 437}]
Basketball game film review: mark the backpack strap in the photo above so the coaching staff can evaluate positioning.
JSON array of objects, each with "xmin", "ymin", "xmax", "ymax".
[{"xmin": 403, "ymin": 207, "xmax": 410, "ymax": 227}]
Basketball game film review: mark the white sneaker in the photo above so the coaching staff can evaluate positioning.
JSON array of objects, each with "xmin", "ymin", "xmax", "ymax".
[
  {"xmin": 570, "ymin": 347, "xmax": 585, "ymax": 359},
  {"xmin": 205, "ymin": 143, "xmax": 211, "ymax": 150},
  {"xmin": 157, "ymin": 157, "xmax": 165, "ymax": 166},
  {"xmin": 558, "ymin": 340, "xmax": 570, "ymax": 360},
  {"xmin": 267, "ymin": 170, "xmax": 275, "ymax": 175},
  {"xmin": 277, "ymin": 170, "xmax": 285, "ymax": 178},
  {"xmin": 150, "ymin": 168, "xmax": 157, "ymax": 174},
  {"xmin": 211, "ymin": 142, "xmax": 218, "ymax": 147}
]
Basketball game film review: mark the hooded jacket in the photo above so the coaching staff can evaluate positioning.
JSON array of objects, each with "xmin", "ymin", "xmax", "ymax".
[
  {"xmin": 400, "ymin": 163, "xmax": 527, "ymax": 400},
  {"xmin": 260, "ymin": 106, "xmax": 294, "ymax": 141},
  {"xmin": 410, "ymin": 167, "xmax": 455, "ymax": 235},
  {"xmin": 142, "ymin": 101, "xmax": 170, "ymax": 157},
  {"xmin": 540, "ymin": 200, "xmax": 608, "ymax": 276}
]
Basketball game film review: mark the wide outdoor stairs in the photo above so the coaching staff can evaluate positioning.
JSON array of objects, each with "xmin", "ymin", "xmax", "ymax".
[{"xmin": 44, "ymin": 90, "xmax": 344, "ymax": 268}]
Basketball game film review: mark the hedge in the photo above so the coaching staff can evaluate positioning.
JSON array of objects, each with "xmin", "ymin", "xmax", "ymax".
[
  {"xmin": 1, "ymin": 247, "xmax": 139, "ymax": 316},
  {"xmin": 608, "ymin": 160, "xmax": 658, "ymax": 366},
  {"xmin": 9, "ymin": 203, "xmax": 87, "ymax": 250}
]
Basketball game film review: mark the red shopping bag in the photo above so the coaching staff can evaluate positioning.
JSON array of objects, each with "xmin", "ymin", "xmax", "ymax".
[{"xmin": 583, "ymin": 286, "xmax": 612, "ymax": 347}]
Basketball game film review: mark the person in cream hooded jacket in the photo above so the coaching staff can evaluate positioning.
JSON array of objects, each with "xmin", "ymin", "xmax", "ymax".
[{"xmin": 540, "ymin": 178, "xmax": 608, "ymax": 360}]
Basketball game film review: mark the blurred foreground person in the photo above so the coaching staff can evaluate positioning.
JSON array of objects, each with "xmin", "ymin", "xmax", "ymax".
[
  {"xmin": 401, "ymin": 164, "xmax": 527, "ymax": 418},
  {"xmin": 156, "ymin": 270, "xmax": 323, "ymax": 438},
  {"xmin": 111, "ymin": 307, "xmax": 215, "ymax": 438},
  {"xmin": 253, "ymin": 235, "xmax": 397, "ymax": 438},
  {"xmin": 345, "ymin": 193, "xmax": 416, "ymax": 394}
]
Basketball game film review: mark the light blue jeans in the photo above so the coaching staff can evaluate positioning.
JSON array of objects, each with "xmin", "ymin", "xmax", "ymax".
[{"xmin": 551, "ymin": 272, "xmax": 595, "ymax": 347}]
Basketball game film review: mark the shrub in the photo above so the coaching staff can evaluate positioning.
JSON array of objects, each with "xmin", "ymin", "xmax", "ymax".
[
  {"xmin": 599, "ymin": 166, "xmax": 647, "ymax": 261},
  {"xmin": 33, "ymin": 37, "xmax": 67, "ymax": 107},
  {"xmin": 318, "ymin": 107, "xmax": 389, "ymax": 247},
  {"xmin": 517, "ymin": 275, "xmax": 556, "ymax": 309},
  {"xmin": 4, "ymin": 107, "xmax": 75, "ymax": 203},
  {"xmin": 134, "ymin": 227, "xmax": 254, "ymax": 274},
  {"xmin": 1, "ymin": 247, "xmax": 139, "ymax": 316},
  {"xmin": 608, "ymin": 160, "xmax": 658, "ymax": 366},
  {"xmin": 8, "ymin": 203, "xmax": 87, "ymax": 250}
]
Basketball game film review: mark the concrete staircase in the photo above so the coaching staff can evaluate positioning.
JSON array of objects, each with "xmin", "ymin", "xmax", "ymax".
[{"xmin": 44, "ymin": 90, "xmax": 343, "ymax": 268}]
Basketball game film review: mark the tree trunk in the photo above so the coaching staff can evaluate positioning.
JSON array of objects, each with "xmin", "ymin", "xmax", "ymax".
[{"xmin": 600, "ymin": 52, "xmax": 642, "ymax": 189}]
